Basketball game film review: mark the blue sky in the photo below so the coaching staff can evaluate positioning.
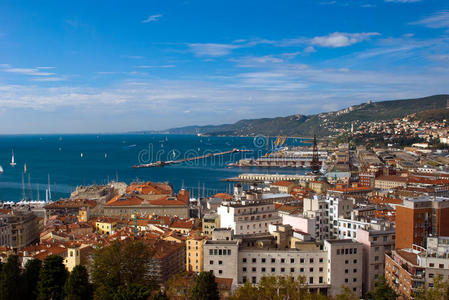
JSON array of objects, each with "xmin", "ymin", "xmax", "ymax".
[{"xmin": 0, "ymin": 0, "xmax": 448, "ymax": 133}]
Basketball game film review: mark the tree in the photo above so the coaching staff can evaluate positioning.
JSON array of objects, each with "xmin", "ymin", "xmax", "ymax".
[
  {"xmin": 91, "ymin": 239, "xmax": 157, "ymax": 300},
  {"xmin": 37, "ymin": 255, "xmax": 68, "ymax": 300},
  {"xmin": 112, "ymin": 284, "xmax": 151, "ymax": 300},
  {"xmin": 165, "ymin": 272, "xmax": 196, "ymax": 299},
  {"xmin": 0, "ymin": 255, "xmax": 22, "ymax": 300},
  {"xmin": 415, "ymin": 275, "xmax": 449, "ymax": 300},
  {"xmin": 152, "ymin": 290, "xmax": 169, "ymax": 300},
  {"xmin": 335, "ymin": 286, "xmax": 358, "ymax": 300},
  {"xmin": 230, "ymin": 281, "xmax": 259, "ymax": 300},
  {"xmin": 190, "ymin": 271, "xmax": 220, "ymax": 300},
  {"xmin": 366, "ymin": 276, "xmax": 398, "ymax": 300},
  {"xmin": 64, "ymin": 265, "xmax": 92, "ymax": 300},
  {"xmin": 22, "ymin": 259, "xmax": 42, "ymax": 300}
]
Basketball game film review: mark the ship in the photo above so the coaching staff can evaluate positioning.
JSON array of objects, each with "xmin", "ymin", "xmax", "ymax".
[{"xmin": 10, "ymin": 150, "xmax": 16, "ymax": 167}]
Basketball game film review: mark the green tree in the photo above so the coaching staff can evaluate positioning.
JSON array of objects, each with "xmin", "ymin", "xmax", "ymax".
[
  {"xmin": 112, "ymin": 284, "xmax": 151, "ymax": 300},
  {"xmin": 64, "ymin": 265, "xmax": 92, "ymax": 300},
  {"xmin": 22, "ymin": 259, "xmax": 42, "ymax": 300},
  {"xmin": 336, "ymin": 286, "xmax": 358, "ymax": 300},
  {"xmin": 37, "ymin": 255, "xmax": 68, "ymax": 300},
  {"xmin": 152, "ymin": 290, "xmax": 169, "ymax": 300},
  {"xmin": 366, "ymin": 276, "xmax": 398, "ymax": 300},
  {"xmin": 91, "ymin": 239, "xmax": 157, "ymax": 300},
  {"xmin": 0, "ymin": 255, "xmax": 22, "ymax": 300},
  {"xmin": 165, "ymin": 272, "xmax": 196, "ymax": 299},
  {"xmin": 230, "ymin": 281, "xmax": 259, "ymax": 300},
  {"xmin": 415, "ymin": 275, "xmax": 449, "ymax": 300},
  {"xmin": 191, "ymin": 271, "xmax": 219, "ymax": 300}
]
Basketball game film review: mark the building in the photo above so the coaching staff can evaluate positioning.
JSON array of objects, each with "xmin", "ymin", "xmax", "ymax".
[
  {"xmin": 356, "ymin": 227, "xmax": 395, "ymax": 294},
  {"xmin": 217, "ymin": 201, "xmax": 282, "ymax": 235},
  {"xmin": 186, "ymin": 235, "xmax": 207, "ymax": 273},
  {"xmin": 270, "ymin": 181, "xmax": 297, "ymax": 194},
  {"xmin": 2, "ymin": 210, "xmax": 40, "ymax": 249},
  {"xmin": 148, "ymin": 240, "xmax": 186, "ymax": 283},
  {"xmin": 95, "ymin": 218, "xmax": 118, "ymax": 235},
  {"xmin": 202, "ymin": 213, "xmax": 220, "ymax": 238},
  {"xmin": 395, "ymin": 197, "xmax": 449, "ymax": 249},
  {"xmin": 203, "ymin": 227, "xmax": 363, "ymax": 298}
]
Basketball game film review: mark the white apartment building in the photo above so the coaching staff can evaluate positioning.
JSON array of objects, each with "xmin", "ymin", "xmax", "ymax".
[
  {"xmin": 203, "ymin": 232, "xmax": 364, "ymax": 298},
  {"xmin": 217, "ymin": 201, "xmax": 282, "ymax": 235}
]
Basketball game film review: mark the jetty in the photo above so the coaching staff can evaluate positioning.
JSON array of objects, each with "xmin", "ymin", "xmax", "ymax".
[{"xmin": 133, "ymin": 148, "xmax": 252, "ymax": 168}]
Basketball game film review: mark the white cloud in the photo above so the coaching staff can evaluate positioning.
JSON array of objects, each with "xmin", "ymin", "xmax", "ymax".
[
  {"xmin": 3, "ymin": 67, "xmax": 55, "ymax": 76},
  {"xmin": 187, "ymin": 43, "xmax": 239, "ymax": 57},
  {"xmin": 31, "ymin": 77, "xmax": 66, "ymax": 82},
  {"xmin": 311, "ymin": 32, "xmax": 380, "ymax": 48},
  {"xmin": 142, "ymin": 14, "xmax": 162, "ymax": 23},
  {"xmin": 136, "ymin": 65, "xmax": 176, "ymax": 68},
  {"xmin": 304, "ymin": 46, "xmax": 316, "ymax": 53},
  {"xmin": 412, "ymin": 11, "xmax": 449, "ymax": 29}
]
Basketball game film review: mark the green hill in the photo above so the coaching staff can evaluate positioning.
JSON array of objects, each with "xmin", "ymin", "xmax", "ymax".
[{"xmin": 151, "ymin": 94, "xmax": 448, "ymax": 137}]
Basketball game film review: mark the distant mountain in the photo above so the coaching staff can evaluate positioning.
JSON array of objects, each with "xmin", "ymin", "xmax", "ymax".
[{"xmin": 137, "ymin": 94, "xmax": 448, "ymax": 137}]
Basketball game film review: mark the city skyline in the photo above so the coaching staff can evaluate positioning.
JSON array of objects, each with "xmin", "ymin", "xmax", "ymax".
[{"xmin": 0, "ymin": 0, "xmax": 448, "ymax": 133}]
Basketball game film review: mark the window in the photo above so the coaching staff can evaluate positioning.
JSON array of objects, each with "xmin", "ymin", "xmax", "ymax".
[
  {"xmin": 243, "ymin": 258, "xmax": 247, "ymax": 263},
  {"xmin": 309, "ymin": 277, "xmax": 313, "ymax": 284},
  {"xmin": 345, "ymin": 278, "xmax": 349, "ymax": 283},
  {"xmin": 353, "ymin": 268, "xmax": 357, "ymax": 273},
  {"xmin": 319, "ymin": 267, "xmax": 323, "ymax": 272},
  {"xmin": 345, "ymin": 260, "xmax": 349, "ymax": 264},
  {"xmin": 281, "ymin": 258, "xmax": 285, "ymax": 263},
  {"xmin": 300, "ymin": 268, "xmax": 304, "ymax": 272},
  {"xmin": 310, "ymin": 267, "xmax": 314, "ymax": 272},
  {"xmin": 219, "ymin": 261, "xmax": 223, "ymax": 265},
  {"xmin": 300, "ymin": 258, "xmax": 305, "ymax": 263},
  {"xmin": 243, "ymin": 267, "xmax": 247, "ymax": 272},
  {"xmin": 209, "ymin": 249, "xmax": 213, "ymax": 255},
  {"xmin": 218, "ymin": 270, "xmax": 222, "ymax": 274},
  {"xmin": 353, "ymin": 278, "xmax": 357, "ymax": 282},
  {"xmin": 252, "ymin": 258, "xmax": 256, "ymax": 263},
  {"xmin": 429, "ymin": 273, "xmax": 434, "ymax": 278},
  {"xmin": 210, "ymin": 260, "xmax": 214, "ymax": 265},
  {"xmin": 219, "ymin": 249, "xmax": 222, "ymax": 255},
  {"xmin": 290, "ymin": 258, "xmax": 295, "ymax": 263},
  {"xmin": 310, "ymin": 258, "xmax": 314, "ymax": 263},
  {"xmin": 319, "ymin": 258, "xmax": 323, "ymax": 263},
  {"xmin": 290, "ymin": 268, "xmax": 295, "ymax": 272},
  {"xmin": 252, "ymin": 267, "xmax": 256, "ymax": 272},
  {"xmin": 261, "ymin": 258, "xmax": 266, "ymax": 263},
  {"xmin": 337, "ymin": 249, "xmax": 340, "ymax": 255},
  {"xmin": 440, "ymin": 264, "xmax": 444, "ymax": 269},
  {"xmin": 242, "ymin": 276, "xmax": 247, "ymax": 283},
  {"xmin": 271, "ymin": 258, "xmax": 276, "ymax": 263},
  {"xmin": 375, "ymin": 256, "xmax": 379, "ymax": 262},
  {"xmin": 319, "ymin": 277, "xmax": 323, "ymax": 283},
  {"xmin": 261, "ymin": 267, "xmax": 266, "ymax": 272},
  {"xmin": 271, "ymin": 267, "xmax": 276, "ymax": 272},
  {"xmin": 345, "ymin": 269, "xmax": 349, "ymax": 274},
  {"xmin": 281, "ymin": 268, "xmax": 285, "ymax": 273},
  {"xmin": 228, "ymin": 249, "xmax": 231, "ymax": 255},
  {"xmin": 353, "ymin": 259, "xmax": 357, "ymax": 264},
  {"xmin": 354, "ymin": 248, "xmax": 357, "ymax": 254},
  {"xmin": 429, "ymin": 263, "xmax": 434, "ymax": 267},
  {"xmin": 252, "ymin": 277, "xmax": 257, "ymax": 284}
]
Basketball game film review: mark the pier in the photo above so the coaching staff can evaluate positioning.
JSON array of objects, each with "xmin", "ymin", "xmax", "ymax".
[{"xmin": 133, "ymin": 148, "xmax": 252, "ymax": 168}]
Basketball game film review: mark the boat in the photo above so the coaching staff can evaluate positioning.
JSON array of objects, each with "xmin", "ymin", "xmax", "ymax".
[
  {"xmin": 80, "ymin": 153, "xmax": 83, "ymax": 158},
  {"xmin": 105, "ymin": 153, "xmax": 108, "ymax": 158},
  {"xmin": 0, "ymin": 165, "xmax": 3, "ymax": 174},
  {"xmin": 10, "ymin": 150, "xmax": 16, "ymax": 167}
]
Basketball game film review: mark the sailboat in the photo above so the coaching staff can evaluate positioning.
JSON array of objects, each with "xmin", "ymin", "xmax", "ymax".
[
  {"xmin": 80, "ymin": 153, "xmax": 83, "ymax": 158},
  {"xmin": 10, "ymin": 150, "xmax": 16, "ymax": 167},
  {"xmin": 0, "ymin": 165, "xmax": 3, "ymax": 174}
]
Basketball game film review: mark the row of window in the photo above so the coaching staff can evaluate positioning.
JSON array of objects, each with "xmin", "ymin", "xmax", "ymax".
[
  {"xmin": 243, "ymin": 276, "xmax": 324, "ymax": 285},
  {"xmin": 243, "ymin": 266, "xmax": 324, "ymax": 273},
  {"xmin": 209, "ymin": 249, "xmax": 232, "ymax": 256},
  {"xmin": 242, "ymin": 257, "xmax": 324, "ymax": 264},
  {"xmin": 336, "ymin": 248, "xmax": 358, "ymax": 255}
]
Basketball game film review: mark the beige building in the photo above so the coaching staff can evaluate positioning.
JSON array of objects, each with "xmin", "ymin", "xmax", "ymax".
[
  {"xmin": 186, "ymin": 235, "xmax": 207, "ymax": 273},
  {"xmin": 2, "ymin": 210, "xmax": 40, "ymax": 249},
  {"xmin": 202, "ymin": 213, "xmax": 220, "ymax": 238}
]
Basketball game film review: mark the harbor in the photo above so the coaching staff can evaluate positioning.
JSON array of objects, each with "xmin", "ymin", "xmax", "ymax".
[{"xmin": 133, "ymin": 148, "xmax": 252, "ymax": 168}]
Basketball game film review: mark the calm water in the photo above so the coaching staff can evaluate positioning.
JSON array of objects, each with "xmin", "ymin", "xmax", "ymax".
[{"xmin": 0, "ymin": 134, "xmax": 307, "ymax": 201}]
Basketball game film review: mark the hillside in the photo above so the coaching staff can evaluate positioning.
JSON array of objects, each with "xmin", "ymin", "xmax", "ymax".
[{"xmin": 144, "ymin": 94, "xmax": 449, "ymax": 137}]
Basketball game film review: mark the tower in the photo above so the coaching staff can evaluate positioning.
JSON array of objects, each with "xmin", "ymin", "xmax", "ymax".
[{"xmin": 310, "ymin": 134, "xmax": 321, "ymax": 175}]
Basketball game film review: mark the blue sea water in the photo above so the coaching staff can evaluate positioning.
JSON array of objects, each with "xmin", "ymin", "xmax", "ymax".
[{"xmin": 0, "ymin": 134, "xmax": 307, "ymax": 202}]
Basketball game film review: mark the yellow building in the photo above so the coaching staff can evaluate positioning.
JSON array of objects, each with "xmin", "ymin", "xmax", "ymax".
[
  {"xmin": 78, "ymin": 208, "xmax": 88, "ymax": 222},
  {"xmin": 95, "ymin": 218, "xmax": 117, "ymax": 235},
  {"xmin": 186, "ymin": 235, "xmax": 206, "ymax": 273}
]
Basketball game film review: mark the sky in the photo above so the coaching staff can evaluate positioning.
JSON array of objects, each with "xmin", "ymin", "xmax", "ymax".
[{"xmin": 0, "ymin": 0, "xmax": 448, "ymax": 134}]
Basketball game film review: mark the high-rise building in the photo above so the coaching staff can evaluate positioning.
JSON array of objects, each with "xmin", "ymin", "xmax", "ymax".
[{"xmin": 395, "ymin": 197, "xmax": 449, "ymax": 249}]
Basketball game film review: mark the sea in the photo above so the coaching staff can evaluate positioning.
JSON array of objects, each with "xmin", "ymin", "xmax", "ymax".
[{"xmin": 0, "ymin": 134, "xmax": 308, "ymax": 202}]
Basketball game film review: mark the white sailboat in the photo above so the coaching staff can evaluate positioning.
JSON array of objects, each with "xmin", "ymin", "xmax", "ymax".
[
  {"xmin": 10, "ymin": 150, "xmax": 16, "ymax": 167},
  {"xmin": 0, "ymin": 165, "xmax": 3, "ymax": 174}
]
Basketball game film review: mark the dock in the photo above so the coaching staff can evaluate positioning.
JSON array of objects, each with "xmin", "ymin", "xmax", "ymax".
[{"xmin": 133, "ymin": 148, "xmax": 252, "ymax": 168}]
